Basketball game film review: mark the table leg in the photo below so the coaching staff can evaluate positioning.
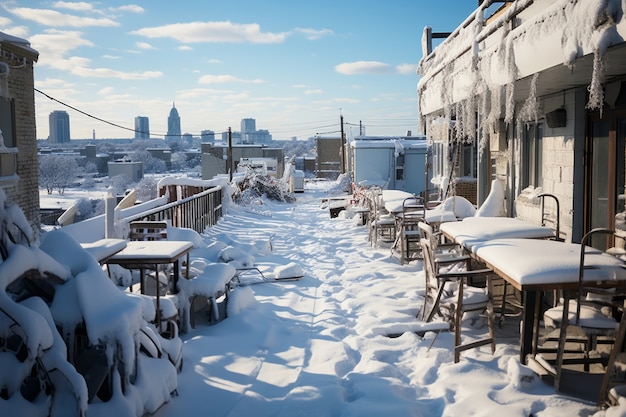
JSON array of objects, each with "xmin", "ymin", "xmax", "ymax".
[{"xmin": 520, "ymin": 290, "xmax": 538, "ymax": 364}]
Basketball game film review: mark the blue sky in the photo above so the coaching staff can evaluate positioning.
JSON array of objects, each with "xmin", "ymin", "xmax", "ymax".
[{"xmin": 1, "ymin": 1, "xmax": 477, "ymax": 140}]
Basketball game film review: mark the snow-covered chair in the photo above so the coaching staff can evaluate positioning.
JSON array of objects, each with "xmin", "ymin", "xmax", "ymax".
[
  {"xmin": 420, "ymin": 236, "xmax": 495, "ymax": 363},
  {"xmin": 543, "ymin": 228, "xmax": 626, "ymax": 403}
]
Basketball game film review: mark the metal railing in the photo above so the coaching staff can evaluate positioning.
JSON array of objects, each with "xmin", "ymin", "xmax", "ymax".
[{"xmin": 125, "ymin": 186, "xmax": 223, "ymax": 234}]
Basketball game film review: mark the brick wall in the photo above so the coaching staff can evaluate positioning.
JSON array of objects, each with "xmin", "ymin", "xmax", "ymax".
[{"xmin": 0, "ymin": 42, "xmax": 40, "ymax": 234}]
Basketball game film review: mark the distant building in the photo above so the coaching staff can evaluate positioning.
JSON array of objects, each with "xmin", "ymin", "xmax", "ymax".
[
  {"xmin": 166, "ymin": 102, "xmax": 181, "ymax": 140},
  {"xmin": 201, "ymin": 130, "xmax": 215, "ymax": 142},
  {"xmin": 241, "ymin": 118, "xmax": 256, "ymax": 144},
  {"xmin": 134, "ymin": 116, "xmax": 150, "ymax": 139},
  {"xmin": 108, "ymin": 160, "xmax": 143, "ymax": 183},
  {"xmin": 48, "ymin": 110, "xmax": 70, "ymax": 143},
  {"xmin": 201, "ymin": 143, "xmax": 284, "ymax": 179}
]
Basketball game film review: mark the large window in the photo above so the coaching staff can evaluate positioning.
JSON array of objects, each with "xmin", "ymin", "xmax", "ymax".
[
  {"xmin": 0, "ymin": 97, "xmax": 17, "ymax": 178},
  {"xmin": 522, "ymin": 123, "xmax": 543, "ymax": 188}
]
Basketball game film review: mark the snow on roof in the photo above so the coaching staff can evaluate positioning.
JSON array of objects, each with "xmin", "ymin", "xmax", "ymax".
[{"xmin": 0, "ymin": 31, "xmax": 38, "ymax": 57}]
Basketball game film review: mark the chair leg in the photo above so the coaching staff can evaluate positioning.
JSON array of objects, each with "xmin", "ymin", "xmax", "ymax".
[{"xmin": 454, "ymin": 283, "xmax": 464, "ymax": 363}]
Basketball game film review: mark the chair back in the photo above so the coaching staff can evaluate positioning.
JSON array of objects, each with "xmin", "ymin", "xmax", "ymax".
[
  {"xmin": 576, "ymin": 228, "xmax": 620, "ymax": 324},
  {"xmin": 129, "ymin": 221, "xmax": 168, "ymax": 241},
  {"xmin": 419, "ymin": 237, "xmax": 439, "ymax": 320},
  {"xmin": 538, "ymin": 193, "xmax": 562, "ymax": 241}
]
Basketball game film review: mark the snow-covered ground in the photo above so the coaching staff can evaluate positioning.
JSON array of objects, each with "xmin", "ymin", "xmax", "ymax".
[
  {"xmin": 4, "ymin": 180, "xmax": 621, "ymax": 416},
  {"xmin": 152, "ymin": 181, "xmax": 607, "ymax": 417}
]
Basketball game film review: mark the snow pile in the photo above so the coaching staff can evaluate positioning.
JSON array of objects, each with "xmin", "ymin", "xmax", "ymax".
[{"xmin": 475, "ymin": 179, "xmax": 506, "ymax": 217}]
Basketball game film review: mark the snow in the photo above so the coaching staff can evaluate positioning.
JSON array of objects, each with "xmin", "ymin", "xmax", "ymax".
[
  {"xmin": 2, "ymin": 181, "xmax": 624, "ymax": 416},
  {"xmin": 417, "ymin": 0, "xmax": 626, "ymax": 144}
]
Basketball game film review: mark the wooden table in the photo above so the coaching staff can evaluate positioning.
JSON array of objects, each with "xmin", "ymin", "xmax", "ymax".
[
  {"xmin": 107, "ymin": 240, "xmax": 194, "ymax": 329},
  {"xmin": 462, "ymin": 238, "xmax": 626, "ymax": 363}
]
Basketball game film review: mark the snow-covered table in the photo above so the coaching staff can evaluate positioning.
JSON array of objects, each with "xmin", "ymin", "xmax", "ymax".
[
  {"xmin": 439, "ymin": 216, "xmax": 555, "ymax": 250},
  {"xmin": 107, "ymin": 240, "xmax": 194, "ymax": 330},
  {"xmin": 470, "ymin": 238, "xmax": 626, "ymax": 363},
  {"xmin": 381, "ymin": 190, "xmax": 415, "ymax": 214}
]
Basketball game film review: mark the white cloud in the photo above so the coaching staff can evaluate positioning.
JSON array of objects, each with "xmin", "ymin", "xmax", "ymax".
[
  {"xmin": 114, "ymin": 5, "xmax": 145, "ymax": 13},
  {"xmin": 396, "ymin": 63, "xmax": 418, "ymax": 75},
  {"xmin": 0, "ymin": 24, "xmax": 29, "ymax": 39},
  {"xmin": 102, "ymin": 54, "xmax": 121, "ymax": 60},
  {"xmin": 132, "ymin": 21, "xmax": 288, "ymax": 44},
  {"xmin": 335, "ymin": 61, "xmax": 392, "ymax": 75},
  {"xmin": 294, "ymin": 28, "xmax": 333, "ymax": 40},
  {"xmin": 6, "ymin": 6, "xmax": 119, "ymax": 27},
  {"xmin": 52, "ymin": 2, "xmax": 95, "ymax": 12},
  {"xmin": 30, "ymin": 30, "xmax": 162, "ymax": 80},
  {"xmin": 97, "ymin": 86, "xmax": 114, "ymax": 96},
  {"xmin": 207, "ymin": 58, "xmax": 222, "ymax": 63},
  {"xmin": 178, "ymin": 45, "xmax": 193, "ymax": 51},
  {"xmin": 198, "ymin": 74, "xmax": 264, "ymax": 84},
  {"xmin": 305, "ymin": 89, "xmax": 323, "ymax": 95},
  {"xmin": 135, "ymin": 41, "xmax": 155, "ymax": 50}
]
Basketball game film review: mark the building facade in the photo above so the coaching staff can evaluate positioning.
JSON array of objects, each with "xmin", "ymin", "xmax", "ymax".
[
  {"xmin": 418, "ymin": 0, "xmax": 626, "ymax": 244},
  {"xmin": 134, "ymin": 116, "xmax": 150, "ymax": 139},
  {"xmin": 0, "ymin": 32, "xmax": 40, "ymax": 231},
  {"xmin": 48, "ymin": 110, "xmax": 70, "ymax": 143}
]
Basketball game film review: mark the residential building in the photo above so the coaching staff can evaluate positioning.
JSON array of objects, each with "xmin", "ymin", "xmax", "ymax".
[
  {"xmin": 108, "ymin": 160, "xmax": 143, "ymax": 183},
  {"xmin": 166, "ymin": 102, "xmax": 181, "ymax": 140},
  {"xmin": 417, "ymin": 0, "xmax": 626, "ymax": 243},
  {"xmin": 48, "ymin": 110, "xmax": 70, "ymax": 143},
  {"xmin": 350, "ymin": 135, "xmax": 429, "ymax": 196},
  {"xmin": 134, "ymin": 116, "xmax": 150, "ymax": 139},
  {"xmin": 201, "ymin": 143, "xmax": 284, "ymax": 180},
  {"xmin": 0, "ymin": 32, "xmax": 40, "ymax": 230}
]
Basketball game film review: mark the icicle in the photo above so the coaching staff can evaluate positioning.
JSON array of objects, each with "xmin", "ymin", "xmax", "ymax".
[
  {"xmin": 518, "ymin": 73, "xmax": 540, "ymax": 125},
  {"xmin": 586, "ymin": 48, "xmax": 606, "ymax": 117}
]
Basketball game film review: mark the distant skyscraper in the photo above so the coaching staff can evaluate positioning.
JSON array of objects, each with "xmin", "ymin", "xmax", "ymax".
[
  {"xmin": 166, "ymin": 102, "xmax": 181, "ymax": 139},
  {"xmin": 241, "ymin": 118, "xmax": 256, "ymax": 144},
  {"xmin": 134, "ymin": 116, "xmax": 150, "ymax": 139},
  {"xmin": 48, "ymin": 110, "xmax": 70, "ymax": 143}
]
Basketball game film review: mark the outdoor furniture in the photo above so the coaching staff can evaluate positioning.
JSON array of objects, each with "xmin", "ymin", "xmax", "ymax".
[
  {"xmin": 420, "ymin": 236, "xmax": 495, "ymax": 362},
  {"xmin": 464, "ymin": 238, "xmax": 626, "ymax": 365},
  {"xmin": 106, "ymin": 240, "xmax": 193, "ymax": 331},
  {"xmin": 547, "ymin": 228, "xmax": 626, "ymax": 403},
  {"xmin": 367, "ymin": 188, "xmax": 396, "ymax": 247},
  {"xmin": 440, "ymin": 216, "xmax": 556, "ymax": 326},
  {"xmin": 394, "ymin": 196, "xmax": 425, "ymax": 264}
]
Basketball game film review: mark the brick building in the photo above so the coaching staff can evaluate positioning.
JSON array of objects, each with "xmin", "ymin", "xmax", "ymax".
[{"xmin": 0, "ymin": 32, "xmax": 40, "ymax": 232}]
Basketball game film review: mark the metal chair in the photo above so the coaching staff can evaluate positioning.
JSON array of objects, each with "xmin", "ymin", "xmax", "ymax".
[
  {"xmin": 395, "ymin": 196, "xmax": 424, "ymax": 264},
  {"xmin": 546, "ymin": 228, "xmax": 626, "ymax": 403},
  {"xmin": 420, "ymin": 237, "xmax": 496, "ymax": 362}
]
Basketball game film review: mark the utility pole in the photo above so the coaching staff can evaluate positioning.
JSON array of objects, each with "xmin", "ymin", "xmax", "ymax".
[
  {"xmin": 228, "ymin": 127, "xmax": 233, "ymax": 181},
  {"xmin": 340, "ymin": 113, "xmax": 345, "ymax": 174}
]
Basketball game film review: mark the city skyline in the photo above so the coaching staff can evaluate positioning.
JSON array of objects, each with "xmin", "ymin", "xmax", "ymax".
[{"xmin": 1, "ymin": 1, "xmax": 478, "ymax": 140}]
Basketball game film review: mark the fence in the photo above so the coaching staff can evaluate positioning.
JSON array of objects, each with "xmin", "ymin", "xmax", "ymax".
[{"xmin": 125, "ymin": 185, "xmax": 223, "ymax": 234}]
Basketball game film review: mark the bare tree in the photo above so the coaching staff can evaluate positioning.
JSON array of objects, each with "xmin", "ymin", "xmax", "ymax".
[{"xmin": 38, "ymin": 154, "xmax": 80, "ymax": 195}]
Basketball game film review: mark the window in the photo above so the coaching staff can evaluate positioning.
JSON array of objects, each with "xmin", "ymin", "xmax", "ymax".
[
  {"xmin": 395, "ymin": 154, "xmax": 404, "ymax": 180},
  {"xmin": 0, "ymin": 97, "xmax": 17, "ymax": 178},
  {"xmin": 522, "ymin": 123, "xmax": 543, "ymax": 188},
  {"xmin": 459, "ymin": 142, "xmax": 477, "ymax": 178}
]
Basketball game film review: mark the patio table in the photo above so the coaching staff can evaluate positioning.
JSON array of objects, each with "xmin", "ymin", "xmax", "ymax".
[
  {"xmin": 381, "ymin": 190, "xmax": 415, "ymax": 214},
  {"xmin": 439, "ymin": 216, "xmax": 555, "ymax": 250},
  {"xmin": 107, "ymin": 240, "xmax": 194, "ymax": 330},
  {"xmin": 468, "ymin": 238, "xmax": 626, "ymax": 363}
]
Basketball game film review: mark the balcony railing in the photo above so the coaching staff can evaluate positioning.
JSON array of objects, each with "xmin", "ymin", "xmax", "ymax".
[{"xmin": 125, "ymin": 185, "xmax": 223, "ymax": 234}]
